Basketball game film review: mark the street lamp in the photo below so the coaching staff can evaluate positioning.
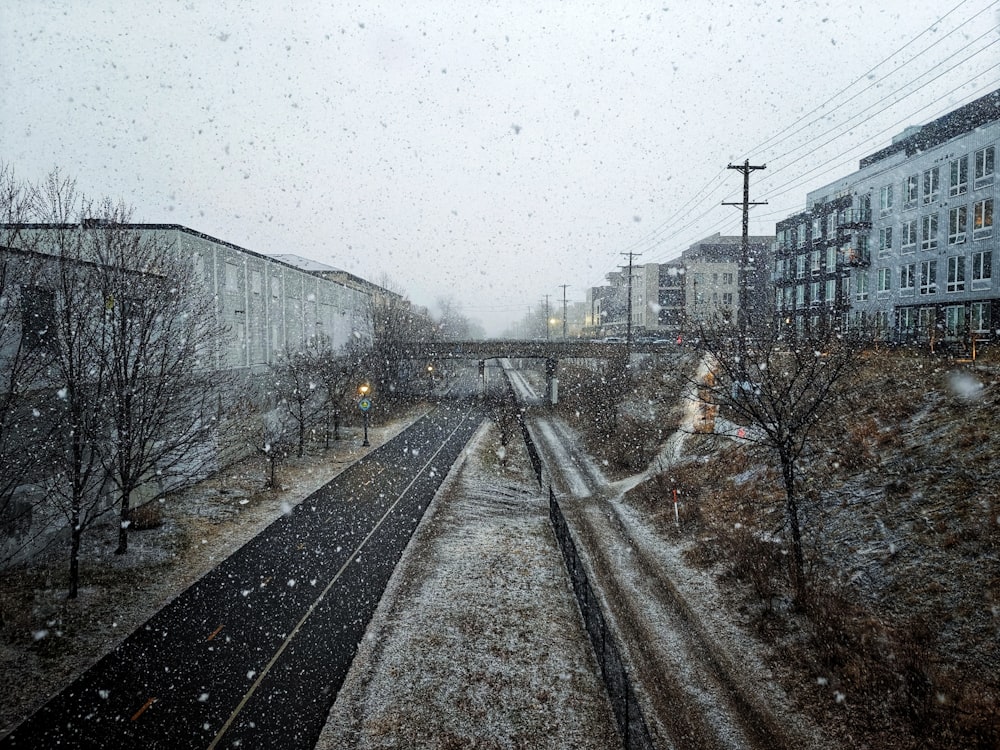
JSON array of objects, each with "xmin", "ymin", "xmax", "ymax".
[
  {"xmin": 358, "ymin": 383, "xmax": 371, "ymax": 447},
  {"xmin": 427, "ymin": 364, "xmax": 434, "ymax": 391}
]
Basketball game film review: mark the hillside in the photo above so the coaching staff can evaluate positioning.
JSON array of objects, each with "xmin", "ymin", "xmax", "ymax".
[{"xmin": 558, "ymin": 348, "xmax": 999, "ymax": 748}]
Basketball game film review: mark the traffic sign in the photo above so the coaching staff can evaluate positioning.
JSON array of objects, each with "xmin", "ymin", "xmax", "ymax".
[{"xmin": 358, "ymin": 398, "xmax": 372, "ymax": 412}]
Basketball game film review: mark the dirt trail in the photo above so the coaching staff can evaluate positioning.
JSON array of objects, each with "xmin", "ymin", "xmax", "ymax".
[{"xmin": 521, "ymin": 377, "xmax": 826, "ymax": 748}]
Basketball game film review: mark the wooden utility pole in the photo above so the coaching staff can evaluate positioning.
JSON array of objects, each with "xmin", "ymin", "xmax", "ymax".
[
  {"xmin": 559, "ymin": 284, "xmax": 569, "ymax": 340},
  {"xmin": 543, "ymin": 294, "xmax": 551, "ymax": 340},
  {"xmin": 723, "ymin": 159, "xmax": 766, "ymax": 336},
  {"xmin": 620, "ymin": 250, "xmax": 642, "ymax": 347}
]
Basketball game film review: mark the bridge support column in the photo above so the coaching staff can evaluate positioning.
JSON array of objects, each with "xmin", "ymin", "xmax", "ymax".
[{"xmin": 545, "ymin": 357, "xmax": 559, "ymax": 405}]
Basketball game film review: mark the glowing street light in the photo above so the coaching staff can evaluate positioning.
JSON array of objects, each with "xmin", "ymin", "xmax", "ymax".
[{"xmin": 357, "ymin": 383, "xmax": 372, "ymax": 447}]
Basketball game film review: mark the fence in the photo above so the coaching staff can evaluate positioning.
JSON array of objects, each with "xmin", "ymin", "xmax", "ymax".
[
  {"xmin": 548, "ymin": 489, "xmax": 654, "ymax": 750},
  {"xmin": 500, "ymin": 359, "xmax": 654, "ymax": 748}
]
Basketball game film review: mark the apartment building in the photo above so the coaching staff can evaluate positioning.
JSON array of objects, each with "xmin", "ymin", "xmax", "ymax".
[
  {"xmin": 684, "ymin": 233, "xmax": 773, "ymax": 328},
  {"xmin": 775, "ymin": 88, "xmax": 999, "ymax": 343}
]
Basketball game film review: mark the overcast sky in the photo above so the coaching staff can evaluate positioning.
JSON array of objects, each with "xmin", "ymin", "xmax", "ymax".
[{"xmin": 2, "ymin": 1, "xmax": 998, "ymax": 335}]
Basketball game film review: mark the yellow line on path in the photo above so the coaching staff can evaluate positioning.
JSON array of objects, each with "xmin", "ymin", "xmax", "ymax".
[{"xmin": 131, "ymin": 697, "xmax": 157, "ymax": 722}]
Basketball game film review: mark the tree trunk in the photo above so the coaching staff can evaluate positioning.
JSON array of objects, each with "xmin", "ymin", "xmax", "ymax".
[
  {"xmin": 115, "ymin": 488, "xmax": 130, "ymax": 555},
  {"xmin": 781, "ymin": 456, "xmax": 807, "ymax": 606},
  {"xmin": 68, "ymin": 513, "xmax": 81, "ymax": 599}
]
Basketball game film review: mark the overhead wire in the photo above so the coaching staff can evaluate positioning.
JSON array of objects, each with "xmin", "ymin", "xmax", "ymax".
[
  {"xmin": 604, "ymin": 0, "xmax": 1000, "ymax": 270},
  {"xmin": 642, "ymin": 26, "xmax": 1000, "ymax": 263}
]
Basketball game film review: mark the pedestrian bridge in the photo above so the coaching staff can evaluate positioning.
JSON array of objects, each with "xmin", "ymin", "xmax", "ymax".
[{"xmin": 404, "ymin": 339, "xmax": 679, "ymax": 361}]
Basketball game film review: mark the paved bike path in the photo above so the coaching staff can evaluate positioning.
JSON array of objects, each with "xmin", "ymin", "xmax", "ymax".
[{"xmin": 1, "ymin": 402, "xmax": 483, "ymax": 749}]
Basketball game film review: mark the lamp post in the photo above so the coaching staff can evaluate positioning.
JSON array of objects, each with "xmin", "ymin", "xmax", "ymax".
[
  {"xmin": 427, "ymin": 364, "xmax": 434, "ymax": 392},
  {"xmin": 358, "ymin": 383, "xmax": 371, "ymax": 447}
]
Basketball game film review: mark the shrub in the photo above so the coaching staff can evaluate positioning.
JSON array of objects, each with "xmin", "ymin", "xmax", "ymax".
[{"xmin": 128, "ymin": 501, "xmax": 163, "ymax": 530}]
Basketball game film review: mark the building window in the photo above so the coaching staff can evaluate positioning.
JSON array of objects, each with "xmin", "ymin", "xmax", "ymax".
[
  {"xmin": 878, "ymin": 226, "xmax": 893, "ymax": 257},
  {"xmin": 950, "ymin": 156, "xmax": 968, "ymax": 196},
  {"xmin": 825, "ymin": 278, "xmax": 836, "ymax": 304},
  {"xmin": 918, "ymin": 306, "xmax": 935, "ymax": 335},
  {"xmin": 904, "ymin": 174, "xmax": 919, "ymax": 208},
  {"xmin": 810, "ymin": 281, "xmax": 821, "ymax": 305},
  {"xmin": 799, "ymin": 223, "xmax": 808, "ymax": 247},
  {"xmin": 796, "ymin": 254, "xmax": 806, "ymax": 279},
  {"xmin": 901, "ymin": 219, "xmax": 917, "ymax": 252},
  {"xmin": 971, "ymin": 301, "xmax": 991, "ymax": 332},
  {"xmin": 796, "ymin": 284, "xmax": 805, "ymax": 306},
  {"xmin": 877, "ymin": 267, "xmax": 891, "ymax": 295},
  {"xmin": 948, "ymin": 206, "xmax": 967, "ymax": 245},
  {"xmin": 972, "ymin": 249, "xmax": 992, "ymax": 290},
  {"xmin": 900, "ymin": 263, "xmax": 916, "ymax": 295},
  {"xmin": 974, "ymin": 145, "xmax": 995, "ymax": 187},
  {"xmin": 946, "ymin": 255, "xmax": 966, "ymax": 293},
  {"xmin": 920, "ymin": 260, "xmax": 937, "ymax": 295},
  {"xmin": 722, "ymin": 292, "xmax": 733, "ymax": 305},
  {"xmin": 722, "ymin": 272, "xmax": 733, "ymax": 285},
  {"xmin": 810, "ymin": 250, "xmax": 821, "ymax": 275},
  {"xmin": 876, "ymin": 310, "xmax": 890, "ymax": 336},
  {"xmin": 879, "ymin": 184, "xmax": 894, "ymax": 214},
  {"xmin": 855, "ymin": 273, "xmax": 868, "ymax": 301},
  {"xmin": 899, "ymin": 307, "xmax": 918, "ymax": 337},
  {"xmin": 974, "ymin": 198, "xmax": 993, "ymax": 239},
  {"xmin": 826, "ymin": 246, "xmax": 837, "ymax": 272},
  {"xmin": 944, "ymin": 305, "xmax": 965, "ymax": 336},
  {"xmin": 856, "ymin": 234, "xmax": 870, "ymax": 263},
  {"xmin": 812, "ymin": 218, "xmax": 822, "ymax": 238},
  {"xmin": 225, "ymin": 261, "xmax": 240, "ymax": 293},
  {"xmin": 922, "ymin": 167, "xmax": 940, "ymax": 204},
  {"xmin": 921, "ymin": 213, "xmax": 938, "ymax": 251}
]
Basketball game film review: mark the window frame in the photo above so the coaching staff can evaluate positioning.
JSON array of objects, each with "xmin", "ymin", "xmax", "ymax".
[
  {"xmin": 949, "ymin": 155, "xmax": 968, "ymax": 196},
  {"xmin": 974, "ymin": 198, "xmax": 993, "ymax": 239},
  {"xmin": 946, "ymin": 254, "xmax": 966, "ymax": 293},
  {"xmin": 948, "ymin": 205, "xmax": 967, "ymax": 245},
  {"xmin": 920, "ymin": 259, "xmax": 937, "ymax": 295},
  {"xmin": 920, "ymin": 213, "xmax": 939, "ymax": 251},
  {"xmin": 922, "ymin": 166, "xmax": 940, "ymax": 204}
]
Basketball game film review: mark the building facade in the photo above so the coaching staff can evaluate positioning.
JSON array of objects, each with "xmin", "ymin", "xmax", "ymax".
[{"xmin": 775, "ymin": 88, "xmax": 999, "ymax": 344}]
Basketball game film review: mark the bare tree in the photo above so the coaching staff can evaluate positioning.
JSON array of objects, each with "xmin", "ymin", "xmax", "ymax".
[
  {"xmin": 0, "ymin": 164, "xmax": 61, "ymax": 563},
  {"xmin": 689, "ymin": 319, "xmax": 866, "ymax": 604},
  {"xmin": 268, "ymin": 343, "xmax": 325, "ymax": 458},
  {"xmin": 7, "ymin": 170, "xmax": 234, "ymax": 593},
  {"xmin": 314, "ymin": 335, "xmax": 365, "ymax": 446},
  {"xmin": 362, "ymin": 276, "xmax": 434, "ymax": 399},
  {"xmin": 30, "ymin": 171, "xmax": 114, "ymax": 597},
  {"xmin": 85, "ymin": 205, "xmax": 230, "ymax": 555}
]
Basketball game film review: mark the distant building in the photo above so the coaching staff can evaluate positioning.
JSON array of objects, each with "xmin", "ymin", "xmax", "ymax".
[{"xmin": 682, "ymin": 233, "xmax": 774, "ymax": 330}]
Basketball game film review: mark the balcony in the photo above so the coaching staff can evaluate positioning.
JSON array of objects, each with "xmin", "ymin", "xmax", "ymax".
[
  {"xmin": 837, "ymin": 209, "xmax": 872, "ymax": 230},
  {"xmin": 841, "ymin": 247, "xmax": 871, "ymax": 267}
]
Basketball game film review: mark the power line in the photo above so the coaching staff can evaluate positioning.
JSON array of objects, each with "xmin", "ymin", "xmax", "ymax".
[{"xmin": 598, "ymin": 2, "xmax": 999, "ymax": 271}]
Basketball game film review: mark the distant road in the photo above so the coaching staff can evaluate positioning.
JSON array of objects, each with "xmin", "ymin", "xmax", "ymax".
[{"xmin": 1, "ymin": 401, "xmax": 484, "ymax": 750}]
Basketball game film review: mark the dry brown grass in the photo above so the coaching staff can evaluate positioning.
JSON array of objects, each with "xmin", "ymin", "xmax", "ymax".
[{"xmin": 615, "ymin": 347, "xmax": 1000, "ymax": 748}]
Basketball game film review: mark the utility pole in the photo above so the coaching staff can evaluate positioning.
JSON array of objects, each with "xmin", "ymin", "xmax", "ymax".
[
  {"xmin": 559, "ymin": 284, "xmax": 569, "ymax": 340},
  {"xmin": 543, "ymin": 294, "xmax": 550, "ymax": 340},
  {"xmin": 723, "ymin": 159, "xmax": 766, "ymax": 338},
  {"xmin": 620, "ymin": 250, "xmax": 642, "ymax": 347}
]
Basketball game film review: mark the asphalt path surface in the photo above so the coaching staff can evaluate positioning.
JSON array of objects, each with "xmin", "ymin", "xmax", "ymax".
[{"xmin": 1, "ymin": 400, "xmax": 484, "ymax": 750}]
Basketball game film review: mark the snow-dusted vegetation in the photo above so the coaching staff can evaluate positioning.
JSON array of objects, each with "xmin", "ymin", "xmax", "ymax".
[{"xmin": 559, "ymin": 349, "xmax": 1000, "ymax": 748}]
